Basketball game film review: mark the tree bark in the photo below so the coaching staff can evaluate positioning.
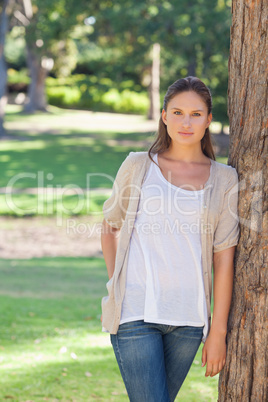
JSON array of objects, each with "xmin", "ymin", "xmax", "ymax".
[
  {"xmin": 24, "ymin": 45, "xmax": 48, "ymax": 112},
  {"xmin": 148, "ymin": 43, "xmax": 160, "ymax": 121},
  {"xmin": 218, "ymin": 1, "xmax": 267, "ymax": 401},
  {"xmin": 0, "ymin": 0, "xmax": 9, "ymax": 136}
]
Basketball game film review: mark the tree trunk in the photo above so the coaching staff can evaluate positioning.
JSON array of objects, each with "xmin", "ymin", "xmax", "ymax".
[
  {"xmin": 0, "ymin": 0, "xmax": 9, "ymax": 136},
  {"xmin": 24, "ymin": 45, "xmax": 48, "ymax": 112},
  {"xmin": 218, "ymin": 1, "xmax": 267, "ymax": 401},
  {"xmin": 148, "ymin": 43, "xmax": 160, "ymax": 121}
]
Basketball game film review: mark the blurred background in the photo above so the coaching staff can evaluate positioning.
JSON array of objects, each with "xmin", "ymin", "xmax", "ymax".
[{"xmin": 0, "ymin": 1, "xmax": 232, "ymax": 400}]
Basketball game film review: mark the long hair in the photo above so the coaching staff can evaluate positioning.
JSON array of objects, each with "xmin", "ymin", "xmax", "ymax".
[{"xmin": 148, "ymin": 76, "xmax": 216, "ymax": 163}]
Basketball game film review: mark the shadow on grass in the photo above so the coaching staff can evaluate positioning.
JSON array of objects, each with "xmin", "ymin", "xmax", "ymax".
[{"xmin": 0, "ymin": 131, "xmax": 152, "ymax": 189}]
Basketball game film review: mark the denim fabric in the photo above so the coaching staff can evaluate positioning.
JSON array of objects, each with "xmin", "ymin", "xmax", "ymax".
[{"xmin": 110, "ymin": 320, "xmax": 203, "ymax": 402}]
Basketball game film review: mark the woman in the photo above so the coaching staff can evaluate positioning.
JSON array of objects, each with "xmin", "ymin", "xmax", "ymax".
[{"xmin": 101, "ymin": 76, "xmax": 239, "ymax": 402}]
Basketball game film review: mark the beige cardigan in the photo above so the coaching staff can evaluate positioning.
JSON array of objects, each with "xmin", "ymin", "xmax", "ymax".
[{"xmin": 101, "ymin": 151, "xmax": 240, "ymax": 337}]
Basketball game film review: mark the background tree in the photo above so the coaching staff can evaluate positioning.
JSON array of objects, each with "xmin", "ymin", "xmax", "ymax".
[
  {"xmin": 218, "ymin": 0, "xmax": 267, "ymax": 400},
  {"xmin": 13, "ymin": 0, "xmax": 87, "ymax": 112},
  {"xmin": 148, "ymin": 42, "xmax": 160, "ymax": 120},
  {"xmin": 0, "ymin": 0, "xmax": 9, "ymax": 136}
]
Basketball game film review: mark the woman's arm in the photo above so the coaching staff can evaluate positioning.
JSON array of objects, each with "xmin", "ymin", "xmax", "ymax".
[
  {"xmin": 101, "ymin": 218, "xmax": 121, "ymax": 279},
  {"xmin": 202, "ymin": 246, "xmax": 235, "ymax": 377}
]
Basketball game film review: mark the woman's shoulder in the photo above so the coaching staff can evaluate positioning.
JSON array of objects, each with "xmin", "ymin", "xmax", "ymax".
[
  {"xmin": 128, "ymin": 151, "xmax": 150, "ymax": 163},
  {"xmin": 122, "ymin": 151, "xmax": 151, "ymax": 169},
  {"xmin": 116, "ymin": 151, "xmax": 151, "ymax": 176},
  {"xmin": 213, "ymin": 159, "xmax": 237, "ymax": 173},
  {"xmin": 213, "ymin": 159, "xmax": 238, "ymax": 185}
]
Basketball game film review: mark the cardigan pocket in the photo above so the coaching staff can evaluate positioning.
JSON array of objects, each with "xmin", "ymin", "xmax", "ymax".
[{"xmin": 105, "ymin": 275, "xmax": 114, "ymax": 296}]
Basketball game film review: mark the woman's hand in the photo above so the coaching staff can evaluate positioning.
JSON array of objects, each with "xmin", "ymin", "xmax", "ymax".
[{"xmin": 202, "ymin": 331, "xmax": 227, "ymax": 377}]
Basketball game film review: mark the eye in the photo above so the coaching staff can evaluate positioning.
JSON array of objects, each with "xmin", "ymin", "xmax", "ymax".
[
  {"xmin": 193, "ymin": 112, "xmax": 201, "ymax": 116},
  {"xmin": 174, "ymin": 111, "xmax": 182, "ymax": 115}
]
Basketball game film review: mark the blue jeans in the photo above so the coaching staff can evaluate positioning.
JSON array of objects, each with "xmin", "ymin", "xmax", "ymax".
[{"xmin": 110, "ymin": 320, "xmax": 203, "ymax": 402}]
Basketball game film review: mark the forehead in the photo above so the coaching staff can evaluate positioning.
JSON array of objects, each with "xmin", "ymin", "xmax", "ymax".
[{"xmin": 168, "ymin": 91, "xmax": 207, "ymax": 111}]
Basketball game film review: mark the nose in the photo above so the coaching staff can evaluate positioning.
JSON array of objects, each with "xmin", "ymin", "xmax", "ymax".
[{"xmin": 182, "ymin": 115, "xmax": 191, "ymax": 128}]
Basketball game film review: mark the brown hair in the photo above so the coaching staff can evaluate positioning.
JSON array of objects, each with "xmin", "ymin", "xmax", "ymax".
[{"xmin": 148, "ymin": 76, "xmax": 216, "ymax": 163}]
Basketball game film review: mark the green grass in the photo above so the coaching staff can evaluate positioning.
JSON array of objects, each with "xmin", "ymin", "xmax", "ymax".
[
  {"xmin": 0, "ymin": 192, "xmax": 108, "ymax": 217},
  {"xmin": 0, "ymin": 257, "xmax": 125, "ymax": 401},
  {"xmin": 0, "ymin": 257, "xmax": 218, "ymax": 401},
  {"xmin": 1, "ymin": 106, "xmax": 154, "ymax": 217},
  {"xmin": 3, "ymin": 106, "xmax": 154, "ymax": 189},
  {"xmin": 0, "ymin": 130, "xmax": 145, "ymax": 189}
]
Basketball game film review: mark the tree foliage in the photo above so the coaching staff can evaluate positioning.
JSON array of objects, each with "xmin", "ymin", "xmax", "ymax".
[{"xmin": 81, "ymin": 0, "xmax": 232, "ymax": 123}]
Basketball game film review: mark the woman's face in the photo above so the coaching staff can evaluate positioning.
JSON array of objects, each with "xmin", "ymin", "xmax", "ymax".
[{"xmin": 162, "ymin": 91, "xmax": 212, "ymax": 148}]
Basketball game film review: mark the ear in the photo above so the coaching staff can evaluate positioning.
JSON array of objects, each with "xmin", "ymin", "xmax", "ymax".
[
  {"xmin": 162, "ymin": 109, "xmax": 167, "ymax": 125},
  {"xmin": 206, "ymin": 113, "xmax": 212, "ymax": 128}
]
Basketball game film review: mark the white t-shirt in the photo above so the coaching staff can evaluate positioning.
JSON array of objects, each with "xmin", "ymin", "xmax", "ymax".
[{"xmin": 120, "ymin": 153, "xmax": 209, "ymax": 341}]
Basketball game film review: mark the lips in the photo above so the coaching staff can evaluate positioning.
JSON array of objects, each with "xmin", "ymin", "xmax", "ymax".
[{"xmin": 178, "ymin": 132, "xmax": 194, "ymax": 135}]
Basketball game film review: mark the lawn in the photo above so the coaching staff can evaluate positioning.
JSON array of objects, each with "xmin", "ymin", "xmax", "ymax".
[
  {"xmin": 3, "ymin": 106, "xmax": 153, "ymax": 188},
  {"xmin": 1, "ymin": 107, "xmax": 153, "ymax": 217},
  {"xmin": 0, "ymin": 257, "xmax": 218, "ymax": 401}
]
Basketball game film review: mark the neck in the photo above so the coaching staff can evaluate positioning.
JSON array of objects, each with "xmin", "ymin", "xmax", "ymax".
[{"xmin": 163, "ymin": 143, "xmax": 208, "ymax": 163}]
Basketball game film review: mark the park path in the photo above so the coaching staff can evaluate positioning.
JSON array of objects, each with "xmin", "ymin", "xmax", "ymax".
[
  {"xmin": 5, "ymin": 108, "xmax": 158, "ymax": 135},
  {"xmin": 0, "ymin": 215, "xmax": 103, "ymax": 259}
]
